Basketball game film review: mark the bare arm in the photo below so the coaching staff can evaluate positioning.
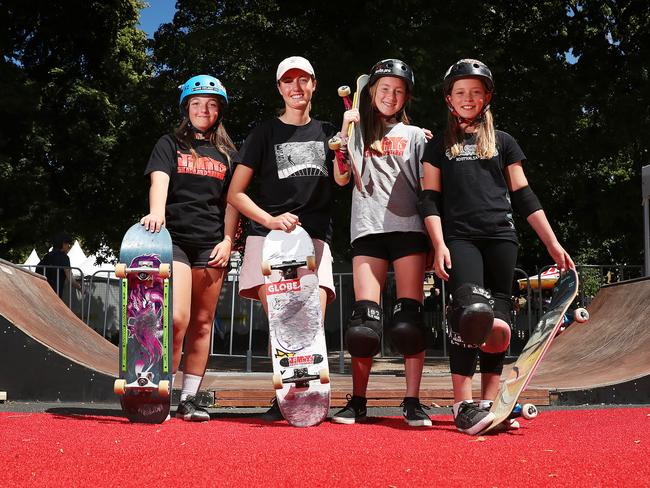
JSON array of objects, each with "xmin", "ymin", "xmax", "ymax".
[
  {"xmin": 207, "ymin": 203, "xmax": 239, "ymax": 268},
  {"xmin": 141, "ymin": 171, "xmax": 170, "ymax": 233},
  {"xmin": 226, "ymin": 164, "xmax": 299, "ymax": 232},
  {"xmin": 505, "ymin": 163, "xmax": 575, "ymax": 270},
  {"xmin": 421, "ymin": 163, "xmax": 451, "ymax": 281}
]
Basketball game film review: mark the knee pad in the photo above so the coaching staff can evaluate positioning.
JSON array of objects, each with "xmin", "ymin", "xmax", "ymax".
[
  {"xmin": 491, "ymin": 292, "xmax": 513, "ymax": 325},
  {"xmin": 345, "ymin": 300, "xmax": 383, "ymax": 358},
  {"xmin": 448, "ymin": 283, "xmax": 494, "ymax": 346},
  {"xmin": 389, "ymin": 298, "xmax": 427, "ymax": 356},
  {"xmin": 448, "ymin": 341, "xmax": 480, "ymax": 377},
  {"xmin": 479, "ymin": 350, "xmax": 506, "ymax": 375}
]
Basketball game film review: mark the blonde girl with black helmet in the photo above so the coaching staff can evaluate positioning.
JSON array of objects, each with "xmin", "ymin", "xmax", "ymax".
[{"xmin": 420, "ymin": 59, "xmax": 574, "ymax": 434}]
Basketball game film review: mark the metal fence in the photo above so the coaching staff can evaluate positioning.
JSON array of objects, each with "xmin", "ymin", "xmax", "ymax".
[{"xmin": 20, "ymin": 263, "xmax": 645, "ymax": 372}]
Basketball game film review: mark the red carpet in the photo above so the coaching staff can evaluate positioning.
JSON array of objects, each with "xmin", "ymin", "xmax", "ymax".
[{"xmin": 2, "ymin": 408, "xmax": 649, "ymax": 487}]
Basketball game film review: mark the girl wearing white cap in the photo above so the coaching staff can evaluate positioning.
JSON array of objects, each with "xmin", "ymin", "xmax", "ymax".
[
  {"xmin": 227, "ymin": 56, "xmax": 349, "ymax": 421},
  {"xmin": 142, "ymin": 75, "xmax": 240, "ymax": 421}
]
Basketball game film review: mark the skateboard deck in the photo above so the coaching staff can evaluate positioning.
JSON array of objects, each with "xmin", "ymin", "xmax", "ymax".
[
  {"xmin": 114, "ymin": 223, "xmax": 173, "ymax": 423},
  {"xmin": 478, "ymin": 268, "xmax": 579, "ymax": 435},
  {"xmin": 262, "ymin": 227, "xmax": 330, "ymax": 427},
  {"xmin": 347, "ymin": 74, "xmax": 370, "ymax": 191}
]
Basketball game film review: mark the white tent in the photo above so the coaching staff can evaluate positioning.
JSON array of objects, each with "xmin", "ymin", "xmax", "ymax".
[{"xmin": 23, "ymin": 249, "xmax": 40, "ymax": 266}]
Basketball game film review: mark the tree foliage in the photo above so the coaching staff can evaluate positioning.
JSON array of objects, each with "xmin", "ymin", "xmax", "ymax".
[{"xmin": 1, "ymin": 0, "xmax": 648, "ymax": 271}]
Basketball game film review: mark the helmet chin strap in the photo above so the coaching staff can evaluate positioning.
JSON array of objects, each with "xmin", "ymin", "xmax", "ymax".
[{"xmin": 446, "ymin": 101, "xmax": 491, "ymax": 128}]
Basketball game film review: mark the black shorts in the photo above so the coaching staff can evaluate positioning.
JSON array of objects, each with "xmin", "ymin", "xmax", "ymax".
[
  {"xmin": 351, "ymin": 232, "xmax": 429, "ymax": 261},
  {"xmin": 173, "ymin": 242, "xmax": 216, "ymax": 268}
]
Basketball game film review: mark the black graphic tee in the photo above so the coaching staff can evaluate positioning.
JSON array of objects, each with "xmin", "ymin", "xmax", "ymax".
[
  {"xmin": 145, "ymin": 134, "xmax": 238, "ymax": 247},
  {"xmin": 422, "ymin": 130, "xmax": 526, "ymax": 242},
  {"xmin": 238, "ymin": 118, "xmax": 338, "ymax": 242}
]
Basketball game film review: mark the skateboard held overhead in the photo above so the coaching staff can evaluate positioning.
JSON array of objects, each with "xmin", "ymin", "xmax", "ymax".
[
  {"xmin": 478, "ymin": 268, "xmax": 580, "ymax": 435},
  {"xmin": 114, "ymin": 223, "xmax": 173, "ymax": 423},
  {"xmin": 262, "ymin": 226, "xmax": 330, "ymax": 427}
]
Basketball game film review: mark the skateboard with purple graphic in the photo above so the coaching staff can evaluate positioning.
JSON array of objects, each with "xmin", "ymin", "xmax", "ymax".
[
  {"xmin": 262, "ymin": 227, "xmax": 330, "ymax": 427},
  {"xmin": 114, "ymin": 223, "xmax": 173, "ymax": 423},
  {"xmin": 478, "ymin": 268, "xmax": 580, "ymax": 435}
]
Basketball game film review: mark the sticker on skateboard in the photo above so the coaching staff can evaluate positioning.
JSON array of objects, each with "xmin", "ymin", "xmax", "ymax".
[{"xmin": 262, "ymin": 227, "xmax": 330, "ymax": 427}]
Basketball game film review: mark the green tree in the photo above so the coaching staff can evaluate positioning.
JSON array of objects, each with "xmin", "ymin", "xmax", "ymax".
[{"xmin": 0, "ymin": 0, "xmax": 152, "ymax": 263}]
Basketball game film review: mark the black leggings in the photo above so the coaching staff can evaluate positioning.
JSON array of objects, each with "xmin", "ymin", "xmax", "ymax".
[{"xmin": 447, "ymin": 239, "xmax": 518, "ymax": 377}]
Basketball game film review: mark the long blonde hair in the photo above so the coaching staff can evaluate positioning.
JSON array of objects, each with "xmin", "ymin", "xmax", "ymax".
[
  {"xmin": 174, "ymin": 99, "xmax": 236, "ymax": 167},
  {"xmin": 362, "ymin": 81, "xmax": 411, "ymax": 155},
  {"xmin": 444, "ymin": 78, "xmax": 496, "ymax": 159}
]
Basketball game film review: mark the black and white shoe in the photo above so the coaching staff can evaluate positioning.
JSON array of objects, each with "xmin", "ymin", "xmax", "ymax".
[
  {"xmin": 332, "ymin": 395, "xmax": 367, "ymax": 425},
  {"xmin": 259, "ymin": 398, "xmax": 284, "ymax": 422},
  {"xmin": 176, "ymin": 395, "xmax": 210, "ymax": 422},
  {"xmin": 454, "ymin": 401, "xmax": 494, "ymax": 435},
  {"xmin": 401, "ymin": 397, "xmax": 432, "ymax": 427}
]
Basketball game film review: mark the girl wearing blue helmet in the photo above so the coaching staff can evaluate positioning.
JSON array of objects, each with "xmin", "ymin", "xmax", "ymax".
[{"xmin": 141, "ymin": 74, "xmax": 240, "ymax": 421}]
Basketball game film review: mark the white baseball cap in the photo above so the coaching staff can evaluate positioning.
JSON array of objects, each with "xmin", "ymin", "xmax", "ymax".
[{"xmin": 276, "ymin": 56, "xmax": 315, "ymax": 81}]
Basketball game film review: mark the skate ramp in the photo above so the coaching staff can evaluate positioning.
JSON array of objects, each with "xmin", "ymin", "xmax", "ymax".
[
  {"xmin": 531, "ymin": 276, "xmax": 650, "ymax": 390},
  {"xmin": 0, "ymin": 259, "xmax": 117, "ymax": 401}
]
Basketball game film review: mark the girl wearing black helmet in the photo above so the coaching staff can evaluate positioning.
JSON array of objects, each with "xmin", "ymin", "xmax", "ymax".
[
  {"xmin": 420, "ymin": 59, "xmax": 574, "ymax": 434},
  {"xmin": 332, "ymin": 59, "xmax": 432, "ymax": 427},
  {"xmin": 142, "ymin": 75, "xmax": 240, "ymax": 421}
]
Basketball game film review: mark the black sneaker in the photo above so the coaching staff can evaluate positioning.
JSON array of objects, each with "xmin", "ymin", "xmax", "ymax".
[
  {"xmin": 401, "ymin": 397, "xmax": 432, "ymax": 427},
  {"xmin": 259, "ymin": 398, "xmax": 284, "ymax": 422},
  {"xmin": 454, "ymin": 401, "xmax": 494, "ymax": 435},
  {"xmin": 332, "ymin": 394, "xmax": 367, "ymax": 425},
  {"xmin": 176, "ymin": 395, "xmax": 210, "ymax": 422}
]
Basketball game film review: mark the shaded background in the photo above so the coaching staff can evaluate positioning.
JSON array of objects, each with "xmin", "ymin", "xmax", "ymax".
[{"xmin": 2, "ymin": 0, "xmax": 648, "ymax": 271}]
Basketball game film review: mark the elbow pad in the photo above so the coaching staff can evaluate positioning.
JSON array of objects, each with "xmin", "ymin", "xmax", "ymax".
[
  {"xmin": 510, "ymin": 185, "xmax": 542, "ymax": 218},
  {"xmin": 417, "ymin": 189, "xmax": 442, "ymax": 218}
]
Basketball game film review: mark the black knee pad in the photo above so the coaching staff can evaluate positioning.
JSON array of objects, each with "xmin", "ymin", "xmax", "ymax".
[
  {"xmin": 345, "ymin": 300, "xmax": 383, "ymax": 358},
  {"xmin": 389, "ymin": 298, "xmax": 427, "ymax": 356},
  {"xmin": 491, "ymin": 292, "xmax": 513, "ymax": 326},
  {"xmin": 448, "ymin": 341, "xmax": 480, "ymax": 377},
  {"xmin": 479, "ymin": 350, "xmax": 506, "ymax": 375},
  {"xmin": 448, "ymin": 283, "xmax": 494, "ymax": 346}
]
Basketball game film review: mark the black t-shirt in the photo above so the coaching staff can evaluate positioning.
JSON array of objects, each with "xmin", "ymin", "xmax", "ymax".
[
  {"xmin": 145, "ymin": 134, "xmax": 238, "ymax": 247},
  {"xmin": 36, "ymin": 250, "xmax": 70, "ymax": 296},
  {"xmin": 422, "ymin": 130, "xmax": 526, "ymax": 242},
  {"xmin": 238, "ymin": 118, "xmax": 338, "ymax": 242}
]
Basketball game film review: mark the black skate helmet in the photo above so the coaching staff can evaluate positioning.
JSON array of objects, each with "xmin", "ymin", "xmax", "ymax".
[
  {"xmin": 369, "ymin": 59, "xmax": 414, "ymax": 90},
  {"xmin": 443, "ymin": 59, "xmax": 494, "ymax": 125}
]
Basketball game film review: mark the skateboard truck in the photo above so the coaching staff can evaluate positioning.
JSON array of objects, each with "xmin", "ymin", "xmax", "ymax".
[
  {"xmin": 261, "ymin": 257, "xmax": 316, "ymax": 279},
  {"xmin": 273, "ymin": 367, "xmax": 330, "ymax": 390}
]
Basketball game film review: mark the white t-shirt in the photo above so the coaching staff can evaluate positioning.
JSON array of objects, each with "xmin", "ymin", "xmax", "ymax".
[{"xmin": 350, "ymin": 122, "xmax": 427, "ymax": 242}]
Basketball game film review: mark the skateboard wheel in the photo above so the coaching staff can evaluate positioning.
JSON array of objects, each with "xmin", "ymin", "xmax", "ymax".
[
  {"xmin": 159, "ymin": 263, "xmax": 171, "ymax": 279},
  {"xmin": 306, "ymin": 255, "xmax": 317, "ymax": 271},
  {"xmin": 338, "ymin": 85, "xmax": 351, "ymax": 97},
  {"xmin": 115, "ymin": 263, "xmax": 127, "ymax": 278},
  {"xmin": 521, "ymin": 403, "xmax": 538, "ymax": 420},
  {"xmin": 261, "ymin": 260, "xmax": 272, "ymax": 276},
  {"xmin": 328, "ymin": 136, "xmax": 342, "ymax": 151},
  {"xmin": 574, "ymin": 307, "xmax": 589, "ymax": 323},
  {"xmin": 114, "ymin": 379, "xmax": 126, "ymax": 395},
  {"xmin": 319, "ymin": 369, "xmax": 330, "ymax": 385},
  {"xmin": 272, "ymin": 374, "xmax": 283, "ymax": 390},
  {"xmin": 158, "ymin": 380, "xmax": 170, "ymax": 397}
]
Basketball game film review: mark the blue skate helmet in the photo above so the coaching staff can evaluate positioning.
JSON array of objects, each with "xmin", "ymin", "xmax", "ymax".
[{"xmin": 179, "ymin": 75, "xmax": 228, "ymax": 111}]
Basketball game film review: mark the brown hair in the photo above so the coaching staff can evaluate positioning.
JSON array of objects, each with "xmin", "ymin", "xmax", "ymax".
[
  {"xmin": 361, "ymin": 80, "xmax": 411, "ymax": 155},
  {"xmin": 174, "ymin": 98, "xmax": 236, "ymax": 166}
]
